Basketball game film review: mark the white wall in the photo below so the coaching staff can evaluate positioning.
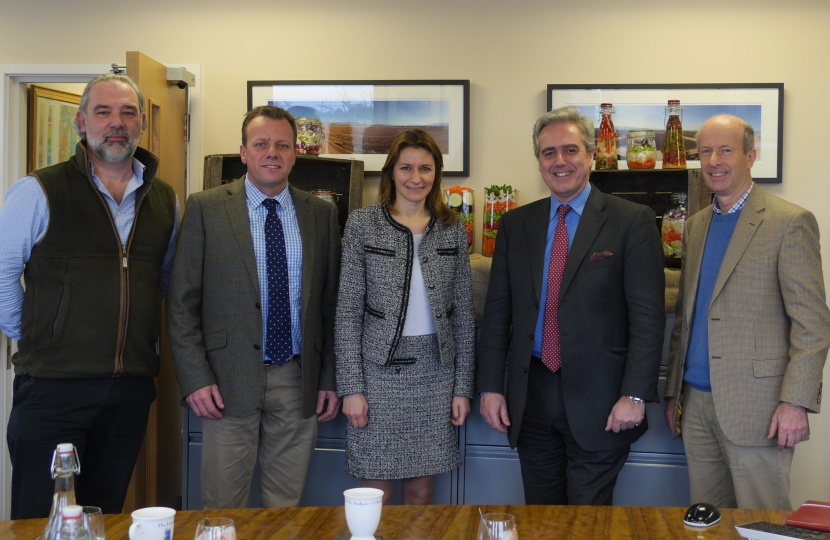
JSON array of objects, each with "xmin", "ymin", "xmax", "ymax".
[{"xmin": 2, "ymin": 0, "xmax": 829, "ymax": 506}]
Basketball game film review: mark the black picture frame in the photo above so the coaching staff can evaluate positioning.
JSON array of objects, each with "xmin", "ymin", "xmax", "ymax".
[
  {"xmin": 547, "ymin": 83, "xmax": 784, "ymax": 183},
  {"xmin": 249, "ymin": 80, "xmax": 470, "ymax": 177}
]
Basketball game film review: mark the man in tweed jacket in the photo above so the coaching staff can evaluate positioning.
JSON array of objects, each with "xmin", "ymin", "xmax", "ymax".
[
  {"xmin": 167, "ymin": 106, "xmax": 341, "ymax": 508},
  {"xmin": 665, "ymin": 115, "xmax": 830, "ymax": 510}
]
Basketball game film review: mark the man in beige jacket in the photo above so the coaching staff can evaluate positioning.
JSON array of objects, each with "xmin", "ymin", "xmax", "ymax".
[{"xmin": 665, "ymin": 115, "xmax": 830, "ymax": 510}]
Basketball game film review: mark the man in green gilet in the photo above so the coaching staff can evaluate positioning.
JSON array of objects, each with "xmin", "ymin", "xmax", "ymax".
[{"xmin": 0, "ymin": 74, "xmax": 178, "ymax": 518}]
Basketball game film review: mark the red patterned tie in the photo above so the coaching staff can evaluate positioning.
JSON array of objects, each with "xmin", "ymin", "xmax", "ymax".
[{"xmin": 541, "ymin": 204, "xmax": 571, "ymax": 373}]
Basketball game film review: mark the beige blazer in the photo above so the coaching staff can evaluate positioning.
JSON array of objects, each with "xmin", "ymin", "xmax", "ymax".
[{"xmin": 665, "ymin": 185, "xmax": 830, "ymax": 446}]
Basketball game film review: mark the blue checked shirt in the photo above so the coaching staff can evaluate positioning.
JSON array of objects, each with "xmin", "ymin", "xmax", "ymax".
[
  {"xmin": 245, "ymin": 178, "xmax": 303, "ymax": 363},
  {"xmin": 713, "ymin": 182, "xmax": 753, "ymax": 214},
  {"xmin": 0, "ymin": 158, "xmax": 179, "ymax": 340}
]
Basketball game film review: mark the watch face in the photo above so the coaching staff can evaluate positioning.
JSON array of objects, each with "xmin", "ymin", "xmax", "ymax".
[{"xmin": 629, "ymin": 396, "xmax": 643, "ymax": 403}]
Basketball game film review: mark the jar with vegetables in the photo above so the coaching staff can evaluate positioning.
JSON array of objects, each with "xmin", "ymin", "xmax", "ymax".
[
  {"xmin": 445, "ymin": 186, "xmax": 474, "ymax": 253},
  {"xmin": 662, "ymin": 100, "xmax": 686, "ymax": 169},
  {"xmin": 626, "ymin": 130, "xmax": 656, "ymax": 169},
  {"xmin": 661, "ymin": 192, "xmax": 687, "ymax": 268},
  {"xmin": 595, "ymin": 103, "xmax": 618, "ymax": 170},
  {"xmin": 483, "ymin": 185, "xmax": 519, "ymax": 257}
]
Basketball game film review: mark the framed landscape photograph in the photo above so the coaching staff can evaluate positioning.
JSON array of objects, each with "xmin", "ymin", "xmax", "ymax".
[
  {"xmin": 248, "ymin": 80, "xmax": 470, "ymax": 176},
  {"xmin": 28, "ymin": 85, "xmax": 82, "ymax": 172},
  {"xmin": 547, "ymin": 83, "xmax": 784, "ymax": 183}
]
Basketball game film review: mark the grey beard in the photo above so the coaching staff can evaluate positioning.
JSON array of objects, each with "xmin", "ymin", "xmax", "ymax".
[{"xmin": 88, "ymin": 135, "xmax": 139, "ymax": 164}]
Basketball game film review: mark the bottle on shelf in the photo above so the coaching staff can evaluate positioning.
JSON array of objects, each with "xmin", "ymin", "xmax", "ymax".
[
  {"xmin": 57, "ymin": 505, "xmax": 91, "ymax": 540},
  {"xmin": 661, "ymin": 192, "xmax": 688, "ymax": 268},
  {"xmin": 662, "ymin": 100, "xmax": 687, "ymax": 169},
  {"xmin": 43, "ymin": 443, "xmax": 81, "ymax": 540},
  {"xmin": 626, "ymin": 130, "xmax": 656, "ymax": 169},
  {"xmin": 595, "ymin": 103, "xmax": 618, "ymax": 170}
]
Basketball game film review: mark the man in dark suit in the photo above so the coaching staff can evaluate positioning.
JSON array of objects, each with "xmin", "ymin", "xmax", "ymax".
[
  {"xmin": 167, "ymin": 106, "xmax": 341, "ymax": 508},
  {"xmin": 477, "ymin": 106, "xmax": 665, "ymax": 505}
]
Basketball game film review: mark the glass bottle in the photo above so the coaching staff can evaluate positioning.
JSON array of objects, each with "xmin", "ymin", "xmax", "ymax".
[
  {"xmin": 626, "ymin": 130, "xmax": 656, "ymax": 169},
  {"xmin": 661, "ymin": 192, "xmax": 688, "ymax": 268},
  {"xmin": 43, "ymin": 443, "xmax": 81, "ymax": 540},
  {"xmin": 595, "ymin": 103, "xmax": 618, "ymax": 170},
  {"xmin": 662, "ymin": 100, "xmax": 687, "ymax": 169},
  {"xmin": 58, "ymin": 505, "xmax": 91, "ymax": 540}
]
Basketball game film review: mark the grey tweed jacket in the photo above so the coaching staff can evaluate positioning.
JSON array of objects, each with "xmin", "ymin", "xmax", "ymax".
[{"xmin": 335, "ymin": 203, "xmax": 475, "ymax": 399}]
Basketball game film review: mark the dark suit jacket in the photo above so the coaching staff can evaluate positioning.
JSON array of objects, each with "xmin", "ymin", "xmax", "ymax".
[
  {"xmin": 477, "ymin": 185, "xmax": 665, "ymax": 450},
  {"xmin": 167, "ymin": 180, "xmax": 341, "ymax": 418}
]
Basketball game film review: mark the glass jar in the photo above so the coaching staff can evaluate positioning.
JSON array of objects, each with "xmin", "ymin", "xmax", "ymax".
[
  {"xmin": 661, "ymin": 192, "xmax": 688, "ymax": 268},
  {"xmin": 662, "ymin": 100, "xmax": 687, "ymax": 169},
  {"xmin": 595, "ymin": 103, "xmax": 618, "ymax": 170},
  {"xmin": 483, "ymin": 186, "xmax": 519, "ymax": 257},
  {"xmin": 309, "ymin": 189, "xmax": 340, "ymax": 205},
  {"xmin": 626, "ymin": 130, "xmax": 656, "ymax": 169},
  {"xmin": 445, "ymin": 187, "xmax": 474, "ymax": 253},
  {"xmin": 295, "ymin": 116, "xmax": 325, "ymax": 155}
]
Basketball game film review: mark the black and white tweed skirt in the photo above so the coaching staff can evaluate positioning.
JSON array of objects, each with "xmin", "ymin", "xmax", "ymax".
[{"xmin": 344, "ymin": 333, "xmax": 460, "ymax": 480}]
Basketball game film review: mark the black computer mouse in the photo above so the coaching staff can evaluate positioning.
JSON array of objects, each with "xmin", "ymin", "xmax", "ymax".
[{"xmin": 684, "ymin": 502, "xmax": 721, "ymax": 527}]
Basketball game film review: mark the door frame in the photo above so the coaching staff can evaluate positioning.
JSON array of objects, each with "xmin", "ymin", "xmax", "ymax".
[{"xmin": 0, "ymin": 62, "xmax": 202, "ymax": 520}]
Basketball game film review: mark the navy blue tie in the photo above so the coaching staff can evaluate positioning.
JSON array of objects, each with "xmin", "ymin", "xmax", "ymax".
[{"xmin": 262, "ymin": 199, "xmax": 292, "ymax": 365}]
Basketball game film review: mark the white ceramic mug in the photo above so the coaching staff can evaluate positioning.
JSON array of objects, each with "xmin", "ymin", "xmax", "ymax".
[
  {"xmin": 344, "ymin": 488, "xmax": 383, "ymax": 540},
  {"xmin": 129, "ymin": 507, "xmax": 176, "ymax": 540}
]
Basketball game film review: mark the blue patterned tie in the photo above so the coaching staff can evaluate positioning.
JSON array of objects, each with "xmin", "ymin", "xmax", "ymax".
[{"xmin": 262, "ymin": 199, "xmax": 292, "ymax": 365}]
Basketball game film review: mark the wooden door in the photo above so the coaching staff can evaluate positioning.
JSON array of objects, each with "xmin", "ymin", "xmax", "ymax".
[{"xmin": 124, "ymin": 51, "xmax": 188, "ymax": 512}]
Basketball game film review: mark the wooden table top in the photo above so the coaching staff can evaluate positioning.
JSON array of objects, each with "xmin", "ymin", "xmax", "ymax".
[{"xmin": 0, "ymin": 504, "xmax": 789, "ymax": 540}]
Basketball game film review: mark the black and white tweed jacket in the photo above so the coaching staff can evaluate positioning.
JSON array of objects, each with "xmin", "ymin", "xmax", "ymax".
[{"xmin": 335, "ymin": 203, "xmax": 475, "ymax": 398}]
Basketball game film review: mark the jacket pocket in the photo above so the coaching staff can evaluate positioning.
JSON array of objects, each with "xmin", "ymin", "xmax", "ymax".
[
  {"xmin": 753, "ymin": 357, "xmax": 788, "ymax": 378},
  {"xmin": 365, "ymin": 245, "xmax": 395, "ymax": 257},
  {"xmin": 365, "ymin": 303, "xmax": 385, "ymax": 319},
  {"xmin": 437, "ymin": 247, "xmax": 459, "ymax": 256},
  {"xmin": 51, "ymin": 284, "xmax": 72, "ymax": 343},
  {"xmin": 446, "ymin": 304, "xmax": 455, "ymax": 318},
  {"xmin": 204, "ymin": 330, "xmax": 228, "ymax": 352}
]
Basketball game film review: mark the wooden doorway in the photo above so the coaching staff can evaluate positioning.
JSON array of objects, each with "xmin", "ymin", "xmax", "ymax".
[{"xmin": 124, "ymin": 51, "xmax": 188, "ymax": 512}]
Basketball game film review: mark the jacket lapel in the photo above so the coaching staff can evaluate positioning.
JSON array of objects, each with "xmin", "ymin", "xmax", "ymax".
[
  {"xmin": 560, "ymin": 186, "xmax": 605, "ymax": 297},
  {"xmin": 525, "ymin": 197, "xmax": 552, "ymax": 302},
  {"xmin": 291, "ymin": 185, "xmax": 315, "ymax": 317},
  {"xmin": 711, "ymin": 186, "xmax": 765, "ymax": 303},
  {"xmin": 682, "ymin": 208, "xmax": 712, "ymax": 323},
  {"xmin": 225, "ymin": 178, "xmax": 261, "ymax": 293}
]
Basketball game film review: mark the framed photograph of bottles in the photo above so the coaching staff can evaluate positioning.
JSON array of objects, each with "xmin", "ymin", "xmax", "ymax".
[
  {"xmin": 249, "ymin": 80, "xmax": 470, "ymax": 176},
  {"xmin": 547, "ymin": 83, "xmax": 784, "ymax": 183}
]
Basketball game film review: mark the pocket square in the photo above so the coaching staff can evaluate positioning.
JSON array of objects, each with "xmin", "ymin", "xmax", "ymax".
[{"xmin": 590, "ymin": 250, "xmax": 614, "ymax": 262}]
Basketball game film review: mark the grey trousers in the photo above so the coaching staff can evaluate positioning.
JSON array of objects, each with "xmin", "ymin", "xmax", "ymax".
[
  {"xmin": 200, "ymin": 360, "xmax": 318, "ymax": 508},
  {"xmin": 681, "ymin": 385, "xmax": 793, "ymax": 510}
]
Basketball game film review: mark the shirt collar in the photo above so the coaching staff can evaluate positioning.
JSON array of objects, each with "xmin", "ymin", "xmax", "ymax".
[
  {"xmin": 550, "ymin": 182, "xmax": 591, "ymax": 220},
  {"xmin": 88, "ymin": 157, "xmax": 146, "ymax": 201},
  {"xmin": 244, "ymin": 176, "xmax": 293, "ymax": 210},
  {"xmin": 713, "ymin": 182, "xmax": 753, "ymax": 215}
]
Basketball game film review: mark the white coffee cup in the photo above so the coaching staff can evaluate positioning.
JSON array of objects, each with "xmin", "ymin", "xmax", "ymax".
[
  {"xmin": 344, "ymin": 488, "xmax": 383, "ymax": 540},
  {"xmin": 129, "ymin": 507, "xmax": 176, "ymax": 540}
]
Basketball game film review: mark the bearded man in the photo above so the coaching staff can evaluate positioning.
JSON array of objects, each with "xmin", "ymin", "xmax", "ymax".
[{"xmin": 0, "ymin": 74, "xmax": 178, "ymax": 518}]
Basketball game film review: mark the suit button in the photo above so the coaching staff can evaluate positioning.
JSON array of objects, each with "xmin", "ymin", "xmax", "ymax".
[
  {"xmin": 428, "ymin": 284, "xmax": 435, "ymax": 289},
  {"xmin": 529, "ymin": 334, "xmax": 533, "ymax": 340},
  {"xmin": 387, "ymin": 338, "xmax": 393, "ymax": 345},
  {"xmin": 422, "ymin": 257, "xmax": 428, "ymax": 263},
  {"xmin": 523, "ymin": 367, "xmax": 528, "ymax": 373},
  {"xmin": 436, "ymin": 313, "xmax": 442, "ymax": 318},
  {"xmin": 254, "ymin": 344, "xmax": 261, "ymax": 350},
  {"xmin": 395, "ymin": 367, "xmax": 401, "ymax": 373},
  {"xmin": 255, "ymin": 302, "xmax": 261, "ymax": 310}
]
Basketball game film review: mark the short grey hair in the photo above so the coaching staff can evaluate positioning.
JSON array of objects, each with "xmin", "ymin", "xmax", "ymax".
[
  {"xmin": 73, "ymin": 74, "xmax": 145, "ymax": 139},
  {"xmin": 533, "ymin": 106, "xmax": 596, "ymax": 159},
  {"xmin": 695, "ymin": 115, "xmax": 755, "ymax": 154}
]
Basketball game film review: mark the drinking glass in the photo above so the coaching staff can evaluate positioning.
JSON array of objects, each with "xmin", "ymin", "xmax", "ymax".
[
  {"xmin": 194, "ymin": 518, "xmax": 236, "ymax": 540},
  {"xmin": 83, "ymin": 506, "xmax": 106, "ymax": 540},
  {"xmin": 478, "ymin": 513, "xmax": 518, "ymax": 540}
]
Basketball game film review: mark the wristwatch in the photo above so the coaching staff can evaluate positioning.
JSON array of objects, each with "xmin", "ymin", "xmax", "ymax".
[{"xmin": 628, "ymin": 396, "xmax": 644, "ymax": 404}]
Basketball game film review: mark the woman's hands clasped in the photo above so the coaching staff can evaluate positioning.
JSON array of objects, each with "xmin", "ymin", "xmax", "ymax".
[{"xmin": 343, "ymin": 393, "xmax": 369, "ymax": 428}]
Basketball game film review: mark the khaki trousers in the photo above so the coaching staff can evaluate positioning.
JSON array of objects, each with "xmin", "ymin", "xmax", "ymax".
[
  {"xmin": 681, "ymin": 385, "xmax": 793, "ymax": 510},
  {"xmin": 200, "ymin": 360, "xmax": 318, "ymax": 508}
]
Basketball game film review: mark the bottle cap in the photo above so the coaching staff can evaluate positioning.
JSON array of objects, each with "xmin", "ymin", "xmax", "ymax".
[
  {"xmin": 668, "ymin": 99, "xmax": 680, "ymax": 105},
  {"xmin": 61, "ymin": 505, "xmax": 83, "ymax": 519},
  {"xmin": 600, "ymin": 102, "xmax": 613, "ymax": 108},
  {"xmin": 57, "ymin": 443, "xmax": 74, "ymax": 454}
]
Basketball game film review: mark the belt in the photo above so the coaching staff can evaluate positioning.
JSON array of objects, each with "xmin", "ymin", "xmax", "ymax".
[{"xmin": 263, "ymin": 354, "xmax": 298, "ymax": 367}]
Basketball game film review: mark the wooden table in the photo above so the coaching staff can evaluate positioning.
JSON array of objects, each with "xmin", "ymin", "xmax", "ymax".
[{"xmin": 0, "ymin": 505, "xmax": 789, "ymax": 539}]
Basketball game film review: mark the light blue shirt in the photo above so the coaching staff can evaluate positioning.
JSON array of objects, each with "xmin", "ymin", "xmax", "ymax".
[
  {"xmin": 244, "ymin": 178, "xmax": 303, "ymax": 363},
  {"xmin": 0, "ymin": 158, "xmax": 179, "ymax": 340},
  {"xmin": 532, "ymin": 183, "xmax": 592, "ymax": 357}
]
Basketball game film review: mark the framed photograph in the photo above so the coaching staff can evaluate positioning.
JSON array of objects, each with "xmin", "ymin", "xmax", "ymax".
[
  {"xmin": 28, "ymin": 85, "xmax": 83, "ymax": 172},
  {"xmin": 248, "ymin": 80, "xmax": 470, "ymax": 176},
  {"xmin": 547, "ymin": 84, "xmax": 784, "ymax": 183}
]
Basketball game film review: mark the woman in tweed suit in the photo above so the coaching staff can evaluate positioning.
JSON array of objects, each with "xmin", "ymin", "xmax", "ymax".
[{"xmin": 336, "ymin": 129, "xmax": 475, "ymax": 504}]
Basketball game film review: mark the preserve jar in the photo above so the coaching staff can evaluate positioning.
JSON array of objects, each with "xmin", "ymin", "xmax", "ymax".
[
  {"xmin": 626, "ymin": 130, "xmax": 656, "ymax": 169},
  {"xmin": 445, "ymin": 186, "xmax": 474, "ymax": 253},
  {"xmin": 661, "ymin": 192, "xmax": 688, "ymax": 268},
  {"xmin": 295, "ymin": 116, "xmax": 324, "ymax": 155},
  {"xmin": 662, "ymin": 100, "xmax": 687, "ymax": 169},
  {"xmin": 310, "ymin": 189, "xmax": 340, "ymax": 204},
  {"xmin": 596, "ymin": 103, "xmax": 618, "ymax": 170}
]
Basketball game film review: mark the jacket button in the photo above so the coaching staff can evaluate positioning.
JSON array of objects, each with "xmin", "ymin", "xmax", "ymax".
[
  {"xmin": 436, "ymin": 313, "xmax": 442, "ymax": 318},
  {"xmin": 386, "ymin": 338, "xmax": 393, "ymax": 345},
  {"xmin": 529, "ymin": 334, "xmax": 533, "ymax": 340},
  {"xmin": 255, "ymin": 302, "xmax": 261, "ymax": 310},
  {"xmin": 254, "ymin": 344, "xmax": 261, "ymax": 350},
  {"xmin": 395, "ymin": 367, "xmax": 401, "ymax": 373},
  {"xmin": 428, "ymin": 284, "xmax": 435, "ymax": 289},
  {"xmin": 523, "ymin": 367, "xmax": 528, "ymax": 373},
  {"xmin": 422, "ymin": 257, "xmax": 428, "ymax": 263}
]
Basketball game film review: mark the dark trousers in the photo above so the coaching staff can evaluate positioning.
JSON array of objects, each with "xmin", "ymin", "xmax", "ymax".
[
  {"xmin": 6, "ymin": 375, "xmax": 155, "ymax": 519},
  {"xmin": 516, "ymin": 357, "xmax": 629, "ymax": 505}
]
